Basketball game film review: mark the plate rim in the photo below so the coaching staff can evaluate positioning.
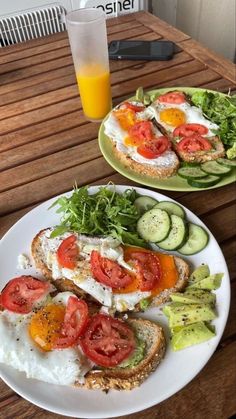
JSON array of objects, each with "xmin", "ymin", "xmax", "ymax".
[
  {"xmin": 98, "ymin": 87, "xmax": 235, "ymax": 192},
  {"xmin": 0, "ymin": 184, "xmax": 231, "ymax": 418}
]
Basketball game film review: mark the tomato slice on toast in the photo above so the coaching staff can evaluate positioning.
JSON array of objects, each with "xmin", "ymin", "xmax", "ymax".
[
  {"xmin": 90, "ymin": 250, "xmax": 133, "ymax": 289},
  {"xmin": 53, "ymin": 296, "xmax": 89, "ymax": 349},
  {"xmin": 177, "ymin": 135, "xmax": 212, "ymax": 153},
  {"xmin": 80, "ymin": 314, "xmax": 135, "ymax": 367},
  {"xmin": 57, "ymin": 235, "xmax": 78, "ymax": 269},
  {"xmin": 1, "ymin": 276, "xmax": 50, "ymax": 314}
]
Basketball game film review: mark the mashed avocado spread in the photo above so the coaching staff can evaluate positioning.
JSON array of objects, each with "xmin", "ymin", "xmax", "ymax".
[{"xmin": 119, "ymin": 338, "xmax": 146, "ymax": 368}]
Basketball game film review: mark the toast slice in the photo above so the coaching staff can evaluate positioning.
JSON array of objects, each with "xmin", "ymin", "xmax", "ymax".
[
  {"xmin": 31, "ymin": 229, "xmax": 189, "ymax": 311},
  {"xmin": 104, "ymin": 109, "xmax": 180, "ymax": 179},
  {"xmin": 173, "ymin": 136, "xmax": 225, "ymax": 163},
  {"xmin": 82, "ymin": 318, "xmax": 166, "ymax": 390},
  {"xmin": 112, "ymin": 143, "xmax": 179, "ymax": 179}
]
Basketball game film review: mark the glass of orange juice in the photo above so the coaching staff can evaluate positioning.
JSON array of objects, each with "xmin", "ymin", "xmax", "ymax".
[{"xmin": 66, "ymin": 8, "xmax": 112, "ymax": 121}]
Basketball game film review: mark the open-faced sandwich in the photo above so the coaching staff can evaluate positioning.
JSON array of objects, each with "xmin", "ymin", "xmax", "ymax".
[
  {"xmin": 150, "ymin": 91, "xmax": 225, "ymax": 163},
  {"xmin": 104, "ymin": 101, "xmax": 180, "ymax": 178},
  {"xmin": 31, "ymin": 229, "xmax": 189, "ymax": 312},
  {"xmin": 0, "ymin": 276, "xmax": 165, "ymax": 390},
  {"xmin": 103, "ymin": 89, "xmax": 235, "ymax": 188}
]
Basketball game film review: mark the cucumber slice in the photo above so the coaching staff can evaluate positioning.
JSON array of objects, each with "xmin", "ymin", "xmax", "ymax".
[
  {"xmin": 157, "ymin": 214, "xmax": 188, "ymax": 250},
  {"xmin": 178, "ymin": 166, "xmax": 208, "ymax": 179},
  {"xmin": 137, "ymin": 208, "xmax": 171, "ymax": 242},
  {"xmin": 134, "ymin": 196, "xmax": 158, "ymax": 215},
  {"xmin": 217, "ymin": 157, "xmax": 236, "ymax": 168},
  {"xmin": 154, "ymin": 201, "xmax": 185, "ymax": 219},
  {"xmin": 178, "ymin": 223, "xmax": 209, "ymax": 255},
  {"xmin": 187, "ymin": 175, "xmax": 220, "ymax": 188},
  {"xmin": 201, "ymin": 161, "xmax": 232, "ymax": 176}
]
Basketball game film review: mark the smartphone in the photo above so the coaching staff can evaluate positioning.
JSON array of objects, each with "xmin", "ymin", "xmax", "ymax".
[{"xmin": 108, "ymin": 40, "xmax": 175, "ymax": 61}]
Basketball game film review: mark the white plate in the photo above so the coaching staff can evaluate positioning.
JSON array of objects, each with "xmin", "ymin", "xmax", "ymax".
[{"xmin": 0, "ymin": 185, "xmax": 230, "ymax": 418}]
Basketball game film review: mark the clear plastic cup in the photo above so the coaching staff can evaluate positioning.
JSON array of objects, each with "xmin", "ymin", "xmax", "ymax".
[{"xmin": 66, "ymin": 8, "xmax": 112, "ymax": 121}]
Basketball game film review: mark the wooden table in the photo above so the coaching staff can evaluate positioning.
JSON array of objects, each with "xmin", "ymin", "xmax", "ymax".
[{"xmin": 0, "ymin": 10, "xmax": 235, "ymax": 419}]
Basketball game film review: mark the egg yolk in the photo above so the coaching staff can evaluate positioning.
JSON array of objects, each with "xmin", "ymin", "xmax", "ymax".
[
  {"xmin": 114, "ymin": 108, "xmax": 136, "ymax": 130},
  {"xmin": 124, "ymin": 135, "xmax": 143, "ymax": 146},
  {"xmin": 29, "ymin": 304, "xmax": 65, "ymax": 351},
  {"xmin": 160, "ymin": 108, "xmax": 186, "ymax": 127},
  {"xmin": 114, "ymin": 252, "xmax": 178, "ymax": 295}
]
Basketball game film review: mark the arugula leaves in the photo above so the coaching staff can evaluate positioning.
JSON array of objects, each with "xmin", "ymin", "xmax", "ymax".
[
  {"xmin": 50, "ymin": 185, "xmax": 147, "ymax": 247},
  {"xmin": 191, "ymin": 91, "xmax": 236, "ymax": 153}
]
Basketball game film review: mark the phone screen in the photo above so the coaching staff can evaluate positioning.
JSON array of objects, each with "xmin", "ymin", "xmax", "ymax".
[{"xmin": 108, "ymin": 40, "xmax": 175, "ymax": 60}]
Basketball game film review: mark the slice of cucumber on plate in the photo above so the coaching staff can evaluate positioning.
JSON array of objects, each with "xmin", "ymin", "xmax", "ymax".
[
  {"xmin": 201, "ymin": 161, "xmax": 232, "ymax": 176},
  {"xmin": 137, "ymin": 201, "xmax": 209, "ymax": 255},
  {"xmin": 178, "ymin": 223, "xmax": 209, "ymax": 255},
  {"xmin": 187, "ymin": 175, "xmax": 221, "ymax": 188},
  {"xmin": 134, "ymin": 196, "xmax": 158, "ymax": 215}
]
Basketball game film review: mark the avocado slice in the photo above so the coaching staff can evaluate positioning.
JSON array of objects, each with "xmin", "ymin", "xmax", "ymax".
[
  {"xmin": 166, "ymin": 303, "xmax": 216, "ymax": 328},
  {"xmin": 163, "ymin": 303, "xmax": 183, "ymax": 317},
  {"xmin": 170, "ymin": 290, "xmax": 216, "ymax": 305},
  {"xmin": 171, "ymin": 321, "xmax": 216, "ymax": 351},
  {"xmin": 189, "ymin": 264, "xmax": 210, "ymax": 283},
  {"xmin": 187, "ymin": 273, "xmax": 223, "ymax": 290}
]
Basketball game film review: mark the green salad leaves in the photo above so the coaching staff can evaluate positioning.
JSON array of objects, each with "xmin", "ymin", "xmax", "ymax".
[
  {"xmin": 191, "ymin": 91, "xmax": 236, "ymax": 158},
  {"xmin": 50, "ymin": 184, "xmax": 147, "ymax": 247}
]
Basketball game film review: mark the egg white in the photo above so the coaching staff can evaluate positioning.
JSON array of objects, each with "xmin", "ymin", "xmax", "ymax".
[
  {"xmin": 40, "ymin": 230, "xmax": 151, "ymax": 311},
  {"xmin": 151, "ymin": 101, "xmax": 219, "ymax": 135},
  {"xmin": 0, "ymin": 292, "xmax": 93, "ymax": 385},
  {"xmin": 104, "ymin": 110, "xmax": 178, "ymax": 168}
]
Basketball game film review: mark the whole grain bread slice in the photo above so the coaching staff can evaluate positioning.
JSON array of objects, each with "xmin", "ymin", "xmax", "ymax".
[
  {"xmin": 173, "ymin": 136, "xmax": 225, "ymax": 163},
  {"xmin": 112, "ymin": 143, "xmax": 179, "ymax": 179},
  {"xmin": 31, "ymin": 229, "xmax": 189, "ymax": 310},
  {"xmin": 81, "ymin": 318, "xmax": 166, "ymax": 390}
]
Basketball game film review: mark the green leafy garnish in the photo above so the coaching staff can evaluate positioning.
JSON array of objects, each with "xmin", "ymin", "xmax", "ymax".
[
  {"xmin": 191, "ymin": 91, "xmax": 236, "ymax": 154},
  {"xmin": 50, "ymin": 184, "xmax": 147, "ymax": 247}
]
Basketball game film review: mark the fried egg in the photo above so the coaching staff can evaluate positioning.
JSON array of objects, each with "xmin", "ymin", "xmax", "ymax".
[
  {"xmin": 104, "ymin": 103, "xmax": 177, "ymax": 168},
  {"xmin": 40, "ymin": 229, "xmax": 152, "ymax": 311},
  {"xmin": 151, "ymin": 99, "xmax": 219, "ymax": 135},
  {"xmin": 39, "ymin": 229, "xmax": 178, "ymax": 312},
  {"xmin": 0, "ymin": 291, "xmax": 93, "ymax": 385}
]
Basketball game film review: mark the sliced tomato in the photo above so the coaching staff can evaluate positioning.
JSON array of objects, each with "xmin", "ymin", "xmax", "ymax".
[
  {"xmin": 57, "ymin": 235, "xmax": 78, "ymax": 269},
  {"xmin": 53, "ymin": 296, "xmax": 89, "ymax": 349},
  {"xmin": 157, "ymin": 91, "xmax": 186, "ymax": 104},
  {"xmin": 1, "ymin": 276, "xmax": 50, "ymax": 314},
  {"xmin": 90, "ymin": 250, "xmax": 133, "ymax": 289},
  {"xmin": 128, "ymin": 120, "xmax": 153, "ymax": 143},
  {"xmin": 177, "ymin": 135, "xmax": 212, "ymax": 153},
  {"xmin": 80, "ymin": 314, "xmax": 135, "ymax": 367},
  {"xmin": 173, "ymin": 123, "xmax": 209, "ymax": 138},
  {"xmin": 137, "ymin": 136, "xmax": 170, "ymax": 159},
  {"xmin": 122, "ymin": 102, "xmax": 145, "ymax": 112},
  {"xmin": 124, "ymin": 247, "xmax": 161, "ymax": 291}
]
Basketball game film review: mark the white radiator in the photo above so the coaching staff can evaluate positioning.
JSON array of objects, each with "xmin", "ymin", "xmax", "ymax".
[
  {"xmin": 0, "ymin": 0, "xmax": 149, "ymax": 47},
  {"xmin": 0, "ymin": 4, "xmax": 66, "ymax": 47}
]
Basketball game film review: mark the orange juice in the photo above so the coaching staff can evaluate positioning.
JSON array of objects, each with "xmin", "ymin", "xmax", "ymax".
[{"xmin": 76, "ymin": 63, "xmax": 112, "ymax": 120}]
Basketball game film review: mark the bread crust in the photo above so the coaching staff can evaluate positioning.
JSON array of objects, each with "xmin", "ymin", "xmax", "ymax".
[
  {"xmin": 112, "ymin": 142, "xmax": 179, "ymax": 179},
  {"xmin": 31, "ymin": 229, "xmax": 91, "ymax": 300},
  {"xmin": 174, "ymin": 136, "xmax": 225, "ymax": 163},
  {"xmin": 31, "ymin": 229, "xmax": 189, "ymax": 310},
  {"xmin": 81, "ymin": 318, "xmax": 166, "ymax": 390}
]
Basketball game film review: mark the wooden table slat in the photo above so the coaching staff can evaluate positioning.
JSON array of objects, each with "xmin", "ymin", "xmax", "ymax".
[
  {"xmin": 0, "ymin": 51, "xmax": 191, "ymax": 120},
  {"xmin": 0, "ymin": 10, "xmax": 235, "ymax": 419},
  {"xmin": 135, "ymin": 11, "xmax": 191, "ymax": 42},
  {"xmin": 179, "ymin": 38, "xmax": 236, "ymax": 83}
]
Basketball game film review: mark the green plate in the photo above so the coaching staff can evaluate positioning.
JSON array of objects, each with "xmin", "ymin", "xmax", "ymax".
[{"xmin": 98, "ymin": 87, "xmax": 236, "ymax": 191}]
